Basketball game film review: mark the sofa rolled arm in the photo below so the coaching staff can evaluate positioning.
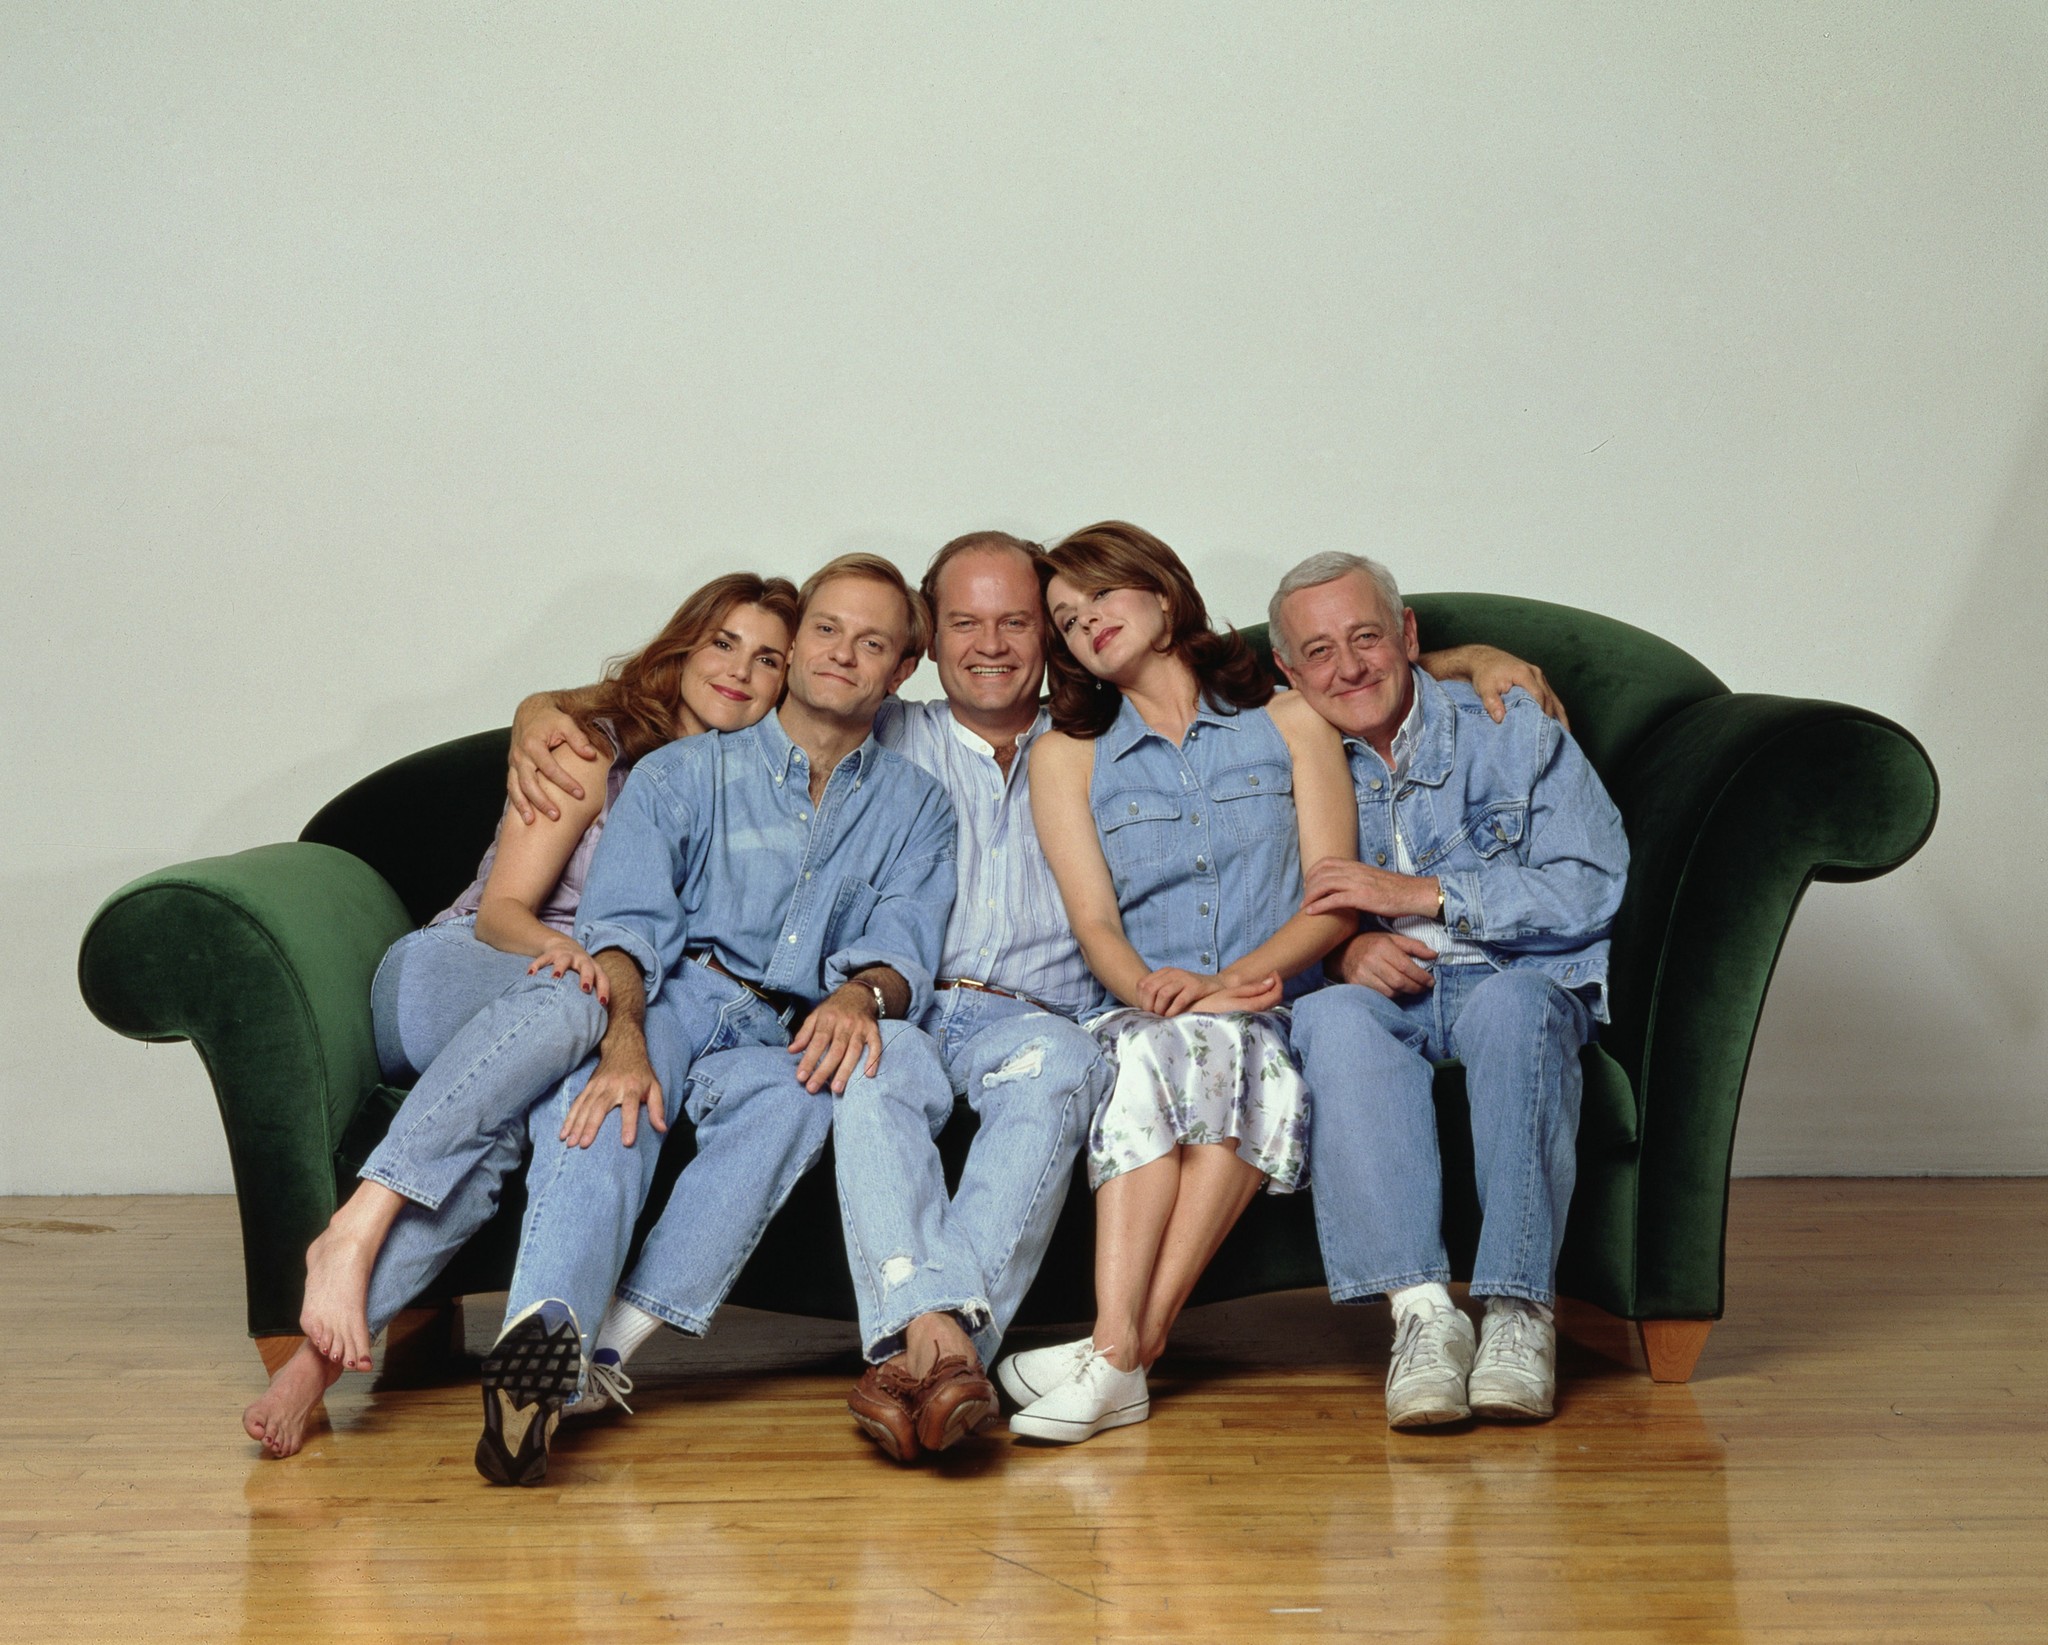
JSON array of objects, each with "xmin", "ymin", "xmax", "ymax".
[
  {"xmin": 78, "ymin": 842, "xmax": 413, "ymax": 1335},
  {"xmin": 1602, "ymin": 695, "xmax": 1938, "ymax": 1319}
]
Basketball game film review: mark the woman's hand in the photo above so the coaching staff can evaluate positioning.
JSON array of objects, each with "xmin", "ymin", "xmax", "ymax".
[
  {"xmin": 559, "ymin": 1041, "xmax": 666, "ymax": 1149},
  {"xmin": 508, "ymin": 694, "xmax": 605, "ymax": 823},
  {"xmin": 1190, "ymin": 972, "xmax": 1283, "ymax": 1014},
  {"xmin": 526, "ymin": 937, "xmax": 610, "ymax": 1005},
  {"xmin": 1137, "ymin": 967, "xmax": 1221, "ymax": 1017}
]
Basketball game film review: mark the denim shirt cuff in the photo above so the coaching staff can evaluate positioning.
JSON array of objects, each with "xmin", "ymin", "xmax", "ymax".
[
  {"xmin": 576, "ymin": 920, "xmax": 664, "ymax": 993},
  {"xmin": 827, "ymin": 947, "xmax": 935, "ymax": 1024},
  {"xmin": 1438, "ymin": 872, "xmax": 1482, "ymax": 944}
]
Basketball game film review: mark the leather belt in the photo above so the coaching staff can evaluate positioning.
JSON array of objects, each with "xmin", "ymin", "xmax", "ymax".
[
  {"xmin": 688, "ymin": 951, "xmax": 807, "ymax": 1028},
  {"xmin": 935, "ymin": 976, "xmax": 1066, "ymax": 1017}
]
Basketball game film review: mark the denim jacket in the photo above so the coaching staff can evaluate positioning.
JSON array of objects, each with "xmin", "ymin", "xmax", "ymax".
[
  {"xmin": 574, "ymin": 710, "xmax": 958, "ymax": 1020},
  {"xmin": 1345, "ymin": 670, "xmax": 1628, "ymax": 1018},
  {"xmin": 1089, "ymin": 696, "xmax": 1320, "ymax": 1000}
]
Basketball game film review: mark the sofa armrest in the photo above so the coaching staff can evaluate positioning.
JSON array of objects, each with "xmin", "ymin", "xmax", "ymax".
[
  {"xmin": 77, "ymin": 842, "xmax": 412, "ymax": 1335},
  {"xmin": 1602, "ymin": 695, "xmax": 1938, "ymax": 1318}
]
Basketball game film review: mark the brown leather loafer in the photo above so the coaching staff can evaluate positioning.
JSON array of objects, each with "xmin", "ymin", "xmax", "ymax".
[
  {"xmin": 848, "ymin": 1360, "xmax": 923, "ymax": 1463},
  {"xmin": 912, "ymin": 1355, "xmax": 998, "ymax": 1454}
]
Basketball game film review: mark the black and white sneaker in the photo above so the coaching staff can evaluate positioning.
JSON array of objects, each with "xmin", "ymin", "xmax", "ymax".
[{"xmin": 476, "ymin": 1299, "xmax": 583, "ymax": 1486}]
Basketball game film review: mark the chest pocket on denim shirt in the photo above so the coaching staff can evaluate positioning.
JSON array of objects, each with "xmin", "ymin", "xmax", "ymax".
[
  {"xmin": 821, "ymin": 876, "xmax": 881, "ymax": 954},
  {"xmin": 1465, "ymin": 803, "xmax": 1528, "ymax": 863},
  {"xmin": 1412, "ymin": 801, "xmax": 1525, "ymax": 872},
  {"xmin": 1097, "ymin": 787, "xmax": 1184, "ymax": 892},
  {"xmin": 1210, "ymin": 760, "xmax": 1296, "ymax": 841}
]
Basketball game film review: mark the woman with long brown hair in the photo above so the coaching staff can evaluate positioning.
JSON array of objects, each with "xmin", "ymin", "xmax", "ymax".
[
  {"xmin": 998, "ymin": 522, "xmax": 1358, "ymax": 1442},
  {"xmin": 244, "ymin": 572, "xmax": 798, "ymax": 1459}
]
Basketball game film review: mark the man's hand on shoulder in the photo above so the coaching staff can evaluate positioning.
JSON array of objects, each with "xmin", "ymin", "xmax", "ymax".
[
  {"xmin": 1420, "ymin": 644, "xmax": 1569, "ymax": 731},
  {"xmin": 509, "ymin": 691, "xmax": 605, "ymax": 823}
]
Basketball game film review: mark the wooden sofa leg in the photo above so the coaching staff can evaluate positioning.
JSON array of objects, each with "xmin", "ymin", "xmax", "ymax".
[
  {"xmin": 380, "ymin": 1300, "xmax": 468, "ymax": 1387},
  {"xmin": 1638, "ymin": 1319, "xmax": 1713, "ymax": 1383},
  {"xmin": 256, "ymin": 1333, "xmax": 307, "ymax": 1377}
]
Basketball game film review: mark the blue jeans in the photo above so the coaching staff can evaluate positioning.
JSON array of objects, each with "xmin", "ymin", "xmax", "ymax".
[
  {"xmin": 501, "ymin": 970, "xmax": 799, "ymax": 1358},
  {"xmin": 832, "ymin": 990, "xmax": 1101, "ymax": 1365},
  {"xmin": 360, "ymin": 961, "xmax": 773, "ymax": 1349},
  {"xmin": 1290, "ymin": 966, "xmax": 1594, "ymax": 1308},
  {"xmin": 364, "ymin": 920, "xmax": 608, "ymax": 1210}
]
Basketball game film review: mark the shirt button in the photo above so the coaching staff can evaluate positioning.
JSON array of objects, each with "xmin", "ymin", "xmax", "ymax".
[
  {"xmin": 1195, "ymin": 856, "xmax": 1207, "ymax": 872},
  {"xmin": 803, "ymin": 870, "xmax": 812, "ymax": 880},
  {"xmin": 775, "ymin": 776, "xmax": 784, "ymax": 785},
  {"xmin": 1369, "ymin": 778, "xmax": 1383, "ymax": 791},
  {"xmin": 1191, "ymin": 813, "xmax": 1202, "ymax": 826},
  {"xmin": 1200, "ymin": 953, "xmax": 1212, "ymax": 965},
  {"xmin": 788, "ymin": 933, "xmax": 799, "ymax": 944},
  {"xmin": 1458, "ymin": 919, "xmax": 1471, "ymax": 933},
  {"xmin": 1376, "ymin": 852, "xmax": 1387, "ymax": 865},
  {"xmin": 1199, "ymin": 902, "xmax": 1210, "ymax": 916},
  {"xmin": 799, "ymin": 812, "xmax": 809, "ymax": 822},
  {"xmin": 1247, "ymin": 775, "xmax": 1259, "ymax": 786},
  {"xmin": 1128, "ymin": 802, "xmax": 1139, "ymax": 814},
  {"xmin": 980, "ymin": 947, "xmax": 989, "ymax": 956}
]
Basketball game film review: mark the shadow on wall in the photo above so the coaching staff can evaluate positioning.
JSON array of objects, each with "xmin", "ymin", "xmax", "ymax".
[
  {"xmin": 1734, "ymin": 372, "xmax": 2048, "ymax": 1173},
  {"xmin": 1914, "ymin": 373, "xmax": 2048, "ymax": 1039}
]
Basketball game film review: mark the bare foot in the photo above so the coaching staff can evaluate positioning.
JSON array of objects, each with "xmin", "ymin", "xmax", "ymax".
[
  {"xmin": 243, "ymin": 1341, "xmax": 342, "ymax": 1459},
  {"xmin": 299, "ymin": 1223, "xmax": 382, "ymax": 1370},
  {"xmin": 299, "ymin": 1183, "xmax": 403, "ymax": 1370}
]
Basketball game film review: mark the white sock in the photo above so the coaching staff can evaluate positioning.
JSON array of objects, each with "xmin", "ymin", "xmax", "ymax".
[
  {"xmin": 1388, "ymin": 1282, "xmax": 1455, "ymax": 1325},
  {"xmin": 1482, "ymin": 1295, "xmax": 1554, "ymax": 1327},
  {"xmin": 593, "ymin": 1299, "xmax": 662, "ymax": 1364}
]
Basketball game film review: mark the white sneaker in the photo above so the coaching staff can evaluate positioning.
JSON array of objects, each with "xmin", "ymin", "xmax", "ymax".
[
  {"xmin": 563, "ymin": 1348, "xmax": 635, "ymax": 1420},
  {"xmin": 1384, "ymin": 1304, "xmax": 1476, "ymax": 1428},
  {"xmin": 1008, "ymin": 1348, "xmax": 1150, "ymax": 1443},
  {"xmin": 1468, "ymin": 1299, "xmax": 1556, "ymax": 1421},
  {"xmin": 994, "ymin": 1336, "xmax": 1094, "ymax": 1407}
]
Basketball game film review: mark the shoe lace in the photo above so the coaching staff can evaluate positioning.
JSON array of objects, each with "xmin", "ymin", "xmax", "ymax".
[
  {"xmin": 586, "ymin": 1355, "xmax": 635, "ymax": 1414},
  {"xmin": 1389, "ymin": 1310, "xmax": 1429, "ymax": 1379},
  {"xmin": 1481, "ymin": 1309, "xmax": 1537, "ymax": 1371}
]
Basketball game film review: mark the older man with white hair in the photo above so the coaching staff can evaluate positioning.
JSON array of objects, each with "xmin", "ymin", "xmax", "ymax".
[{"xmin": 1270, "ymin": 552, "xmax": 1629, "ymax": 1428}]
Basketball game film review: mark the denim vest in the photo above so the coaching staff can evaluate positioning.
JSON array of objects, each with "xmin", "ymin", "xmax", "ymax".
[
  {"xmin": 1088, "ymin": 696, "xmax": 1318, "ymax": 999},
  {"xmin": 1345, "ymin": 670, "xmax": 1629, "ymax": 1018}
]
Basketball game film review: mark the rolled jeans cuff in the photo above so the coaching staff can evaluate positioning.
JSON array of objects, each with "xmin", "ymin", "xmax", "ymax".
[
  {"xmin": 614, "ymin": 1285, "xmax": 713, "ymax": 1340},
  {"xmin": 356, "ymin": 1163, "xmax": 445, "ymax": 1213}
]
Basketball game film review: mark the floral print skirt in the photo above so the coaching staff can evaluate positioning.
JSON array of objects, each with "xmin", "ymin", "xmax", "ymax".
[{"xmin": 1083, "ymin": 1007, "xmax": 1311, "ymax": 1194}]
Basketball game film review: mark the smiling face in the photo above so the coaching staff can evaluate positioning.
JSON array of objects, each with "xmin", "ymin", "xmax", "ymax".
[
  {"xmin": 784, "ymin": 573, "xmax": 919, "ymax": 727},
  {"xmin": 930, "ymin": 546, "xmax": 1047, "ymax": 728},
  {"xmin": 1045, "ymin": 574, "xmax": 1172, "ymax": 685},
  {"xmin": 1272, "ymin": 568, "xmax": 1420, "ymax": 751},
  {"xmin": 674, "ymin": 600, "xmax": 792, "ymax": 734}
]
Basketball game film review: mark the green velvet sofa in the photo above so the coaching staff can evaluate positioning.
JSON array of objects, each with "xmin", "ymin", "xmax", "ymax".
[{"xmin": 78, "ymin": 594, "xmax": 1938, "ymax": 1386}]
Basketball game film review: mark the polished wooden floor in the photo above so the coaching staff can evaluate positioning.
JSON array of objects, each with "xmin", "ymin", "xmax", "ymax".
[{"xmin": 3, "ymin": 1180, "xmax": 2044, "ymax": 1644}]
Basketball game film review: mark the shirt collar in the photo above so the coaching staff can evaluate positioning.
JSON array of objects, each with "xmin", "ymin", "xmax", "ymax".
[
  {"xmin": 1347, "ymin": 667, "xmax": 1455, "ymax": 787},
  {"xmin": 944, "ymin": 702, "xmax": 1051, "ymax": 762},
  {"xmin": 753, "ymin": 708, "xmax": 878, "ymax": 784},
  {"xmin": 1101, "ymin": 693, "xmax": 1246, "ymax": 761}
]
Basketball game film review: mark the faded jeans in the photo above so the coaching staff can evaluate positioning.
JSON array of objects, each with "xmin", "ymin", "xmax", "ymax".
[
  {"xmin": 1290, "ymin": 965, "xmax": 1594, "ymax": 1308},
  {"xmin": 364, "ymin": 919, "xmax": 607, "ymax": 1210},
  {"xmin": 832, "ymin": 989, "xmax": 1102, "ymax": 1366},
  {"xmin": 361, "ymin": 960, "xmax": 781, "ymax": 1354}
]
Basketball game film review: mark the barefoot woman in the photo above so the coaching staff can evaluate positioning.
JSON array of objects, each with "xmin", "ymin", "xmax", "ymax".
[
  {"xmin": 244, "ymin": 572, "xmax": 797, "ymax": 1457},
  {"xmin": 998, "ymin": 522, "xmax": 1357, "ymax": 1441}
]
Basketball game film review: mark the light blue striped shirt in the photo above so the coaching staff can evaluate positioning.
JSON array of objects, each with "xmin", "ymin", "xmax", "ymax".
[{"xmin": 875, "ymin": 697, "xmax": 1103, "ymax": 1019}]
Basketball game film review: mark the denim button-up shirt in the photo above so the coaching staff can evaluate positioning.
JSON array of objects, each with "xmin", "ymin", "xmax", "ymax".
[
  {"xmin": 1088, "ymin": 696, "xmax": 1318, "ymax": 998},
  {"xmin": 1344, "ymin": 668, "xmax": 1629, "ymax": 1018},
  {"xmin": 876, "ymin": 697, "xmax": 1103, "ymax": 1019},
  {"xmin": 574, "ymin": 710, "xmax": 958, "ymax": 1020}
]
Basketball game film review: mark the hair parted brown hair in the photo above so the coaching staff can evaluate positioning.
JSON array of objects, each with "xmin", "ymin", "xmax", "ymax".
[
  {"xmin": 1042, "ymin": 520, "xmax": 1273, "ymax": 739},
  {"xmin": 797, "ymin": 551, "xmax": 931, "ymax": 664},
  {"xmin": 919, "ymin": 531, "xmax": 1049, "ymax": 641},
  {"xmin": 576, "ymin": 572, "xmax": 800, "ymax": 763}
]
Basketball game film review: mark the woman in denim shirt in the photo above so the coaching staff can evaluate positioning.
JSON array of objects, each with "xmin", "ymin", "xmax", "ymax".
[
  {"xmin": 1001, "ymin": 521, "xmax": 1358, "ymax": 1443},
  {"xmin": 245, "ymin": 573, "xmax": 797, "ymax": 1459}
]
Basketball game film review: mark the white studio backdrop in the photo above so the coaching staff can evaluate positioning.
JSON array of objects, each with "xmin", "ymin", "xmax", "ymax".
[{"xmin": 4, "ymin": 3, "xmax": 2044, "ymax": 1193}]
